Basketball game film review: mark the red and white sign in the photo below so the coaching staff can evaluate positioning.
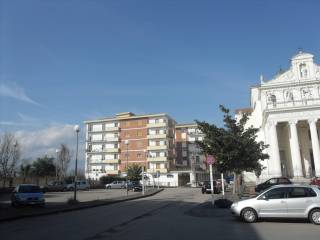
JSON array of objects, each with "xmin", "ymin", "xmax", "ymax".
[{"xmin": 207, "ymin": 155, "xmax": 216, "ymax": 165}]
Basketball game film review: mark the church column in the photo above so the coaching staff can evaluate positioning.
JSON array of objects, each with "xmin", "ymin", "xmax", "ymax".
[
  {"xmin": 308, "ymin": 119, "xmax": 320, "ymax": 177},
  {"xmin": 269, "ymin": 121, "xmax": 282, "ymax": 177},
  {"xmin": 288, "ymin": 120, "xmax": 303, "ymax": 177}
]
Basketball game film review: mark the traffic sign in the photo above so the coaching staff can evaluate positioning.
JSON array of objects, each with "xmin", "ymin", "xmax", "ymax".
[{"xmin": 207, "ymin": 155, "xmax": 216, "ymax": 165}]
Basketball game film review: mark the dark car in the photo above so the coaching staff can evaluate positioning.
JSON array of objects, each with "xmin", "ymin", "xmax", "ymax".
[
  {"xmin": 310, "ymin": 177, "xmax": 320, "ymax": 186},
  {"xmin": 201, "ymin": 181, "xmax": 221, "ymax": 194},
  {"xmin": 127, "ymin": 181, "xmax": 143, "ymax": 192},
  {"xmin": 11, "ymin": 184, "xmax": 45, "ymax": 207},
  {"xmin": 42, "ymin": 181, "xmax": 68, "ymax": 192},
  {"xmin": 255, "ymin": 177, "xmax": 292, "ymax": 192}
]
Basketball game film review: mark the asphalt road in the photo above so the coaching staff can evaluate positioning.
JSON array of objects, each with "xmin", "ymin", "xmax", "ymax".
[{"xmin": 1, "ymin": 188, "xmax": 319, "ymax": 240}]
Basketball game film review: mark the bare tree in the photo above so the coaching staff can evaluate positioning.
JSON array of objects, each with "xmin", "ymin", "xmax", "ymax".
[
  {"xmin": 0, "ymin": 133, "xmax": 21, "ymax": 187},
  {"xmin": 57, "ymin": 144, "xmax": 71, "ymax": 180}
]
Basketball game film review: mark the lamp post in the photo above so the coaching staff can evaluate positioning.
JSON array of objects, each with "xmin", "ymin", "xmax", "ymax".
[
  {"xmin": 74, "ymin": 125, "xmax": 80, "ymax": 202},
  {"xmin": 55, "ymin": 149, "xmax": 60, "ymax": 181},
  {"xmin": 143, "ymin": 150, "xmax": 148, "ymax": 195},
  {"xmin": 124, "ymin": 140, "xmax": 129, "ymax": 197}
]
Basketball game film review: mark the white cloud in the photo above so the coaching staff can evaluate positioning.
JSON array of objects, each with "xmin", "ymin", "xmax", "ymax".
[
  {"xmin": 0, "ymin": 82, "xmax": 41, "ymax": 106},
  {"xmin": 13, "ymin": 124, "xmax": 85, "ymax": 170}
]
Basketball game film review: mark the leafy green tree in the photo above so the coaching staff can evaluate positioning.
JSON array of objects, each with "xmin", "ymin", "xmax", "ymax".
[
  {"xmin": 127, "ymin": 164, "xmax": 142, "ymax": 181},
  {"xmin": 196, "ymin": 105, "xmax": 269, "ymax": 192},
  {"xmin": 31, "ymin": 156, "xmax": 56, "ymax": 184}
]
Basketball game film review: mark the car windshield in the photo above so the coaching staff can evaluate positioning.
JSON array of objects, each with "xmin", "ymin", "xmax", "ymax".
[{"xmin": 19, "ymin": 185, "xmax": 41, "ymax": 193}]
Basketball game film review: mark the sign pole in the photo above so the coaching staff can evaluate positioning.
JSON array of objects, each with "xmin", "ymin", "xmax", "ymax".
[
  {"xmin": 209, "ymin": 164, "xmax": 214, "ymax": 206},
  {"xmin": 207, "ymin": 155, "xmax": 216, "ymax": 206},
  {"xmin": 221, "ymin": 172, "xmax": 225, "ymax": 197}
]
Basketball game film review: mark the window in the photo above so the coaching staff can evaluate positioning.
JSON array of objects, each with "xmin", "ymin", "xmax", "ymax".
[
  {"xmin": 125, "ymin": 132, "xmax": 130, "ymax": 137},
  {"xmin": 266, "ymin": 178, "xmax": 277, "ymax": 184},
  {"xmin": 263, "ymin": 188, "xmax": 288, "ymax": 199},
  {"xmin": 137, "ymin": 153, "xmax": 142, "ymax": 158},
  {"xmin": 278, "ymin": 178, "xmax": 290, "ymax": 184},
  {"xmin": 288, "ymin": 187, "xmax": 317, "ymax": 198},
  {"xmin": 114, "ymin": 154, "xmax": 118, "ymax": 159},
  {"xmin": 138, "ymin": 120, "xmax": 143, "ymax": 126},
  {"xmin": 114, "ymin": 143, "xmax": 118, "ymax": 148}
]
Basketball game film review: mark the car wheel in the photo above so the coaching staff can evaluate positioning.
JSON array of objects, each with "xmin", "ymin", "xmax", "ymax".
[
  {"xmin": 106, "ymin": 186, "xmax": 111, "ymax": 189},
  {"xmin": 69, "ymin": 187, "xmax": 74, "ymax": 191},
  {"xmin": 309, "ymin": 208, "xmax": 320, "ymax": 225},
  {"xmin": 241, "ymin": 208, "xmax": 258, "ymax": 223}
]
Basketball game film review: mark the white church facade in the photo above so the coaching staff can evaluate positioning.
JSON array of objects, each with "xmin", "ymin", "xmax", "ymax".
[{"xmin": 236, "ymin": 51, "xmax": 320, "ymax": 183}]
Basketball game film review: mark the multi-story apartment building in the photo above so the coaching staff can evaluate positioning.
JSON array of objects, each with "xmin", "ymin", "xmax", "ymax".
[
  {"xmin": 84, "ymin": 112, "xmax": 176, "ymax": 183},
  {"xmin": 175, "ymin": 123, "xmax": 208, "ymax": 186}
]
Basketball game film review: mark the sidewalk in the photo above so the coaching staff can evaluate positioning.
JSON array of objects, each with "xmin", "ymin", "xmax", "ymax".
[{"xmin": 0, "ymin": 189, "xmax": 163, "ymax": 222}]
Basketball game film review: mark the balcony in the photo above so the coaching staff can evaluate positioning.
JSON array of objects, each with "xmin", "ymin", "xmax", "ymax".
[
  {"xmin": 102, "ymin": 159, "xmax": 120, "ymax": 164},
  {"xmin": 89, "ymin": 160, "xmax": 102, "ymax": 164},
  {"xmin": 147, "ymin": 145, "xmax": 167, "ymax": 151},
  {"xmin": 147, "ymin": 168, "xmax": 168, "ymax": 173},
  {"xmin": 106, "ymin": 170, "xmax": 120, "ymax": 175},
  {"xmin": 90, "ymin": 139, "xmax": 104, "ymax": 143},
  {"xmin": 147, "ymin": 157, "xmax": 167, "ymax": 162},
  {"xmin": 104, "ymin": 148, "xmax": 120, "ymax": 153},
  {"xmin": 147, "ymin": 134, "xmax": 167, "ymax": 139},
  {"xmin": 105, "ymin": 126, "xmax": 120, "ymax": 132},
  {"xmin": 104, "ymin": 137, "xmax": 119, "ymax": 142},
  {"xmin": 147, "ymin": 122, "xmax": 167, "ymax": 128}
]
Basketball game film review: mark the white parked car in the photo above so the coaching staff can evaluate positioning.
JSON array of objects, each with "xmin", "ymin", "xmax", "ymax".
[
  {"xmin": 67, "ymin": 180, "xmax": 90, "ymax": 191},
  {"xmin": 231, "ymin": 184, "xmax": 320, "ymax": 224},
  {"xmin": 106, "ymin": 181, "xmax": 125, "ymax": 189}
]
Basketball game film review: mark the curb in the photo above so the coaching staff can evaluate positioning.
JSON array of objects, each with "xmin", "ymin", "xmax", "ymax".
[{"xmin": 0, "ymin": 189, "xmax": 164, "ymax": 222}]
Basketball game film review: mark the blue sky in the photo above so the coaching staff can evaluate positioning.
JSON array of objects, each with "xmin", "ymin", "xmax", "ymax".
[{"xmin": 1, "ymin": 0, "xmax": 320, "ymax": 164}]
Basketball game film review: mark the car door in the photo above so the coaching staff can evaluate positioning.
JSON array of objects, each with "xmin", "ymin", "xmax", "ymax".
[
  {"xmin": 257, "ymin": 187, "xmax": 289, "ymax": 218},
  {"xmin": 286, "ymin": 187, "xmax": 317, "ymax": 218}
]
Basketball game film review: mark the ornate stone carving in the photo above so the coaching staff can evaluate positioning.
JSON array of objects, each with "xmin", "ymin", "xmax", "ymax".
[
  {"xmin": 284, "ymin": 89, "xmax": 294, "ymax": 101},
  {"xmin": 301, "ymin": 88, "xmax": 312, "ymax": 99}
]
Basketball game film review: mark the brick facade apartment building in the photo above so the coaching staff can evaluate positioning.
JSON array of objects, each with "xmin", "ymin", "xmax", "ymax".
[{"xmin": 84, "ymin": 112, "xmax": 208, "ymax": 186}]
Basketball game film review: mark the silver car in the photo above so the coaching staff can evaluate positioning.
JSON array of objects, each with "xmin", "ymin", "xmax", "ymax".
[
  {"xmin": 105, "ymin": 181, "xmax": 125, "ymax": 189},
  {"xmin": 231, "ymin": 184, "xmax": 320, "ymax": 224}
]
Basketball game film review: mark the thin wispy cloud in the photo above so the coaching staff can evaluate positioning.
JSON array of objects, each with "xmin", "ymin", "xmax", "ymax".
[{"xmin": 0, "ymin": 82, "xmax": 41, "ymax": 106}]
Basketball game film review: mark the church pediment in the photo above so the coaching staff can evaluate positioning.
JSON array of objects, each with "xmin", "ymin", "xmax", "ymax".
[{"xmin": 261, "ymin": 51, "xmax": 320, "ymax": 87}]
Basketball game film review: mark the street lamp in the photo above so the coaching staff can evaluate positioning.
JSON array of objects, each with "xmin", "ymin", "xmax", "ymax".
[
  {"xmin": 143, "ymin": 150, "xmax": 148, "ymax": 195},
  {"xmin": 124, "ymin": 140, "xmax": 129, "ymax": 197},
  {"xmin": 55, "ymin": 149, "xmax": 60, "ymax": 181},
  {"xmin": 74, "ymin": 125, "xmax": 80, "ymax": 202}
]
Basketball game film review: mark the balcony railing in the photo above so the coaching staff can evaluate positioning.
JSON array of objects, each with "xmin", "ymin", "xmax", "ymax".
[
  {"xmin": 146, "ymin": 168, "xmax": 168, "ymax": 173},
  {"xmin": 147, "ymin": 133, "xmax": 167, "ymax": 139},
  {"xmin": 147, "ymin": 122, "xmax": 167, "ymax": 128},
  {"xmin": 147, "ymin": 156, "xmax": 167, "ymax": 162},
  {"xmin": 102, "ymin": 159, "xmax": 120, "ymax": 164},
  {"xmin": 147, "ymin": 145, "xmax": 167, "ymax": 151}
]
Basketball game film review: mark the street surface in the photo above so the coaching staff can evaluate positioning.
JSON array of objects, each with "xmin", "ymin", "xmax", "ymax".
[{"xmin": 1, "ymin": 188, "xmax": 319, "ymax": 240}]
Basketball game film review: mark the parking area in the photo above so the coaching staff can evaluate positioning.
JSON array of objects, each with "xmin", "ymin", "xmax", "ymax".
[{"xmin": 0, "ymin": 188, "xmax": 152, "ymax": 207}]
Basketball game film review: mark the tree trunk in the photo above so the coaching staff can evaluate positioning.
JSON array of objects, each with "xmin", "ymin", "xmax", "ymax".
[{"xmin": 233, "ymin": 172, "xmax": 236, "ymax": 195}]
